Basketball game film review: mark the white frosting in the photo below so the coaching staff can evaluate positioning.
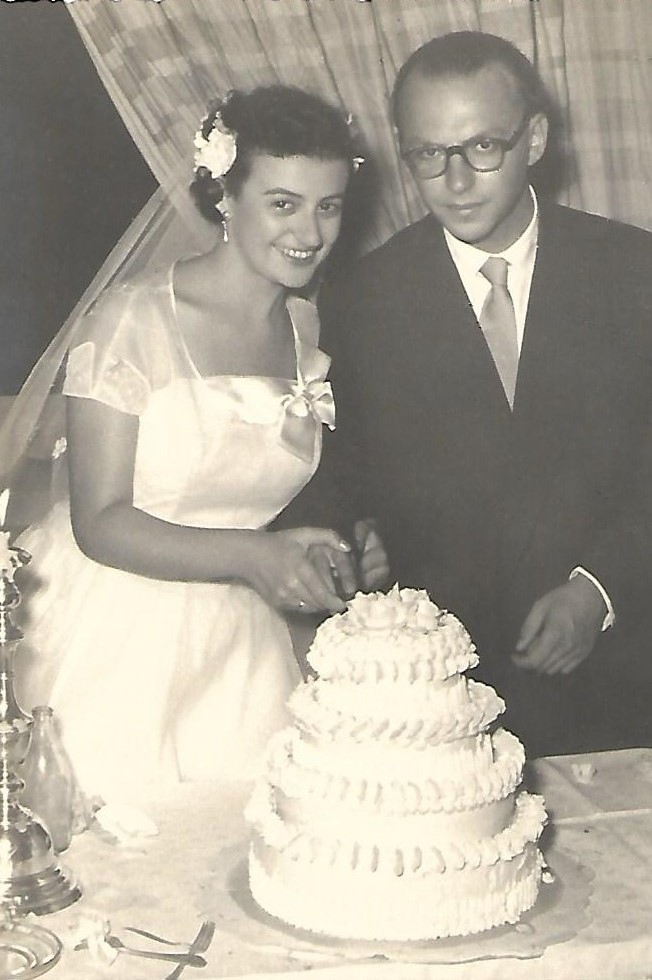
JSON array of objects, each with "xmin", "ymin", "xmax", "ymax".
[
  {"xmin": 289, "ymin": 728, "xmax": 496, "ymax": 786},
  {"xmin": 308, "ymin": 586, "xmax": 478, "ymax": 683},
  {"xmin": 290, "ymin": 676, "xmax": 505, "ymax": 747},
  {"xmin": 249, "ymin": 830, "xmax": 545, "ymax": 941},
  {"xmin": 247, "ymin": 586, "xmax": 547, "ymax": 941},
  {"xmin": 248, "ymin": 783, "xmax": 545, "ymax": 876},
  {"xmin": 275, "ymin": 789, "xmax": 516, "ymax": 845},
  {"xmin": 262, "ymin": 727, "xmax": 524, "ymax": 816},
  {"xmin": 309, "ymin": 671, "xmax": 470, "ymax": 719}
]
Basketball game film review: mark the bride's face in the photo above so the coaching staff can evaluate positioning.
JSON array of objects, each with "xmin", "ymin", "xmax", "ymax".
[{"xmin": 222, "ymin": 153, "xmax": 349, "ymax": 289}]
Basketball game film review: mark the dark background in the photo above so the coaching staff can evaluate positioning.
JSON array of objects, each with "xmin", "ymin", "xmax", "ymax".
[{"xmin": 0, "ymin": 3, "xmax": 157, "ymax": 394}]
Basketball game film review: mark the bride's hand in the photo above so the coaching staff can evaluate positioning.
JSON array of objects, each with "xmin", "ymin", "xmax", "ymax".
[
  {"xmin": 242, "ymin": 528, "xmax": 352, "ymax": 614},
  {"xmin": 307, "ymin": 542, "xmax": 358, "ymax": 602}
]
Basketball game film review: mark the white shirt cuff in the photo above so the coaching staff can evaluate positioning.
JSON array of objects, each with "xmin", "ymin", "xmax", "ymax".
[{"xmin": 569, "ymin": 567, "xmax": 615, "ymax": 631}]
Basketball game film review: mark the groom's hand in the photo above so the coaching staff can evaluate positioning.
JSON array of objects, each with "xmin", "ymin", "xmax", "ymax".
[
  {"xmin": 354, "ymin": 519, "xmax": 390, "ymax": 592},
  {"xmin": 513, "ymin": 576, "xmax": 606, "ymax": 675}
]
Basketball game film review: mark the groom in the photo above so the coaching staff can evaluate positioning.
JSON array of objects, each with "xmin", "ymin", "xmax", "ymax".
[{"xmin": 292, "ymin": 31, "xmax": 652, "ymax": 756}]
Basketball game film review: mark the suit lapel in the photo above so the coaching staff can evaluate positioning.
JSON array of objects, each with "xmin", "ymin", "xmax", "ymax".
[
  {"xmin": 403, "ymin": 219, "xmax": 514, "ymax": 423},
  {"xmin": 388, "ymin": 221, "xmax": 515, "ymax": 577},
  {"xmin": 499, "ymin": 203, "xmax": 586, "ymax": 582}
]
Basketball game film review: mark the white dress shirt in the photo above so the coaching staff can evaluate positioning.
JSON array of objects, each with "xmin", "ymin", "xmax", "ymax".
[
  {"xmin": 442, "ymin": 187, "xmax": 614, "ymax": 631},
  {"xmin": 443, "ymin": 186, "xmax": 538, "ymax": 354}
]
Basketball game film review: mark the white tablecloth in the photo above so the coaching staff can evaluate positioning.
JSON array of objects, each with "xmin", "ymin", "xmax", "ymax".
[{"xmin": 33, "ymin": 748, "xmax": 652, "ymax": 980}]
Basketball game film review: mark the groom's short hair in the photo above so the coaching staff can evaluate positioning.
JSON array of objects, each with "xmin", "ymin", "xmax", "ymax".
[{"xmin": 392, "ymin": 31, "xmax": 551, "ymax": 121}]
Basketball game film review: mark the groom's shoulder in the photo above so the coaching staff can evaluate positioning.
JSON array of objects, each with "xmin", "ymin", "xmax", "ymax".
[
  {"xmin": 543, "ymin": 203, "xmax": 652, "ymax": 309},
  {"xmin": 543, "ymin": 201, "xmax": 652, "ymax": 259}
]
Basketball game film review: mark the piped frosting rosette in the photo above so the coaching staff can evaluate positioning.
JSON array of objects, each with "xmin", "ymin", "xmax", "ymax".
[{"xmin": 307, "ymin": 586, "xmax": 479, "ymax": 684}]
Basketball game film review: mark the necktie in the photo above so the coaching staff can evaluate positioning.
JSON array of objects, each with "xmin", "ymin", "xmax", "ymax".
[{"xmin": 479, "ymin": 256, "xmax": 518, "ymax": 408}]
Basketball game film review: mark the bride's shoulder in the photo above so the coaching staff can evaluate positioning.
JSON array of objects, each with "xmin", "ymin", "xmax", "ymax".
[
  {"xmin": 85, "ymin": 267, "xmax": 169, "ymax": 317},
  {"xmin": 171, "ymin": 251, "xmax": 216, "ymax": 295},
  {"xmin": 73, "ymin": 267, "xmax": 176, "ymax": 359}
]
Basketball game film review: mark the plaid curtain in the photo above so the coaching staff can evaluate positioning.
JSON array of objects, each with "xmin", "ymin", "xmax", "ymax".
[{"xmin": 70, "ymin": 0, "xmax": 651, "ymax": 254}]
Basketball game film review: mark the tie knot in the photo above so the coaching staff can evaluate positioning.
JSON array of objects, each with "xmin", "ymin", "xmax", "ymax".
[{"xmin": 481, "ymin": 256, "xmax": 509, "ymax": 287}]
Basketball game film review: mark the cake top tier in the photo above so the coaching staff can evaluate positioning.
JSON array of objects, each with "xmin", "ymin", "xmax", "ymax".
[{"xmin": 307, "ymin": 585, "xmax": 479, "ymax": 682}]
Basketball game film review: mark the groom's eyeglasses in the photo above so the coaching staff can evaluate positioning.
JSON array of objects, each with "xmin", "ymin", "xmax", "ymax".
[{"xmin": 401, "ymin": 113, "xmax": 531, "ymax": 180}]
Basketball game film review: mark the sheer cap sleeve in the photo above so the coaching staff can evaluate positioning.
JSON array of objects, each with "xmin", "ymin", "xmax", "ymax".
[
  {"xmin": 64, "ymin": 280, "xmax": 172, "ymax": 415},
  {"xmin": 0, "ymin": 271, "xmax": 178, "ymax": 534}
]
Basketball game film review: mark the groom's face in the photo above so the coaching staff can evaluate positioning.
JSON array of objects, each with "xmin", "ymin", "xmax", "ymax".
[{"xmin": 395, "ymin": 63, "xmax": 547, "ymax": 252}]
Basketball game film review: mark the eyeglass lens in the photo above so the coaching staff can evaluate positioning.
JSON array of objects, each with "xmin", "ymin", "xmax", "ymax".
[
  {"xmin": 404, "ymin": 113, "xmax": 530, "ymax": 179},
  {"xmin": 409, "ymin": 141, "xmax": 505, "ymax": 177}
]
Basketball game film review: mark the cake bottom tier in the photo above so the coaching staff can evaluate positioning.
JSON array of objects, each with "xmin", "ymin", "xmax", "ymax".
[{"xmin": 249, "ymin": 838, "xmax": 544, "ymax": 942}]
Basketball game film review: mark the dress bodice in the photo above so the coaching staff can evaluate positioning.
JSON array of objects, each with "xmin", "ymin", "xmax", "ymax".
[{"xmin": 63, "ymin": 268, "xmax": 334, "ymax": 530}]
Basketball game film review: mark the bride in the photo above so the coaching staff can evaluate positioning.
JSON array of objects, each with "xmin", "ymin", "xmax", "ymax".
[{"xmin": 9, "ymin": 85, "xmax": 387, "ymax": 804}]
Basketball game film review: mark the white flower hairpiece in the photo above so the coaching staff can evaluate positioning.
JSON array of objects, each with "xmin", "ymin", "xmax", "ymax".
[{"xmin": 193, "ymin": 112, "xmax": 237, "ymax": 180}]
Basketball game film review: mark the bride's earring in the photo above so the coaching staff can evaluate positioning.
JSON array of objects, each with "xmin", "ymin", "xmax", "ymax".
[{"xmin": 215, "ymin": 206, "xmax": 230, "ymax": 243}]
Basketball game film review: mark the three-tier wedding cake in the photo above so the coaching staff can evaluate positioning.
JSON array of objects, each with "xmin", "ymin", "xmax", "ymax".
[{"xmin": 246, "ymin": 586, "xmax": 546, "ymax": 941}]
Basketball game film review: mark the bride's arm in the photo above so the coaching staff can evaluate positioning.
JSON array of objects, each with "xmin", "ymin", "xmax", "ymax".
[{"xmin": 67, "ymin": 396, "xmax": 351, "ymax": 613}]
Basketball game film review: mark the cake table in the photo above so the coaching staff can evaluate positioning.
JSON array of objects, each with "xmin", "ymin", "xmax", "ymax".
[{"xmin": 26, "ymin": 747, "xmax": 652, "ymax": 980}]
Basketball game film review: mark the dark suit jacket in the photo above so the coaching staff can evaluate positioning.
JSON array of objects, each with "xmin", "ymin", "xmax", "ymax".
[{"xmin": 281, "ymin": 201, "xmax": 652, "ymax": 755}]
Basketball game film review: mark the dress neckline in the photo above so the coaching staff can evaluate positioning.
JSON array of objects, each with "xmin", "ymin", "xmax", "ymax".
[{"xmin": 167, "ymin": 260, "xmax": 301, "ymax": 384}]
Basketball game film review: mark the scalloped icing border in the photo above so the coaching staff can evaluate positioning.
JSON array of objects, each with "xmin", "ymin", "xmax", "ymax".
[
  {"xmin": 248, "ymin": 835, "xmax": 545, "ymax": 942},
  {"xmin": 269, "ymin": 727, "xmax": 526, "ymax": 817},
  {"xmin": 248, "ymin": 778, "xmax": 546, "ymax": 877},
  {"xmin": 289, "ymin": 678, "xmax": 505, "ymax": 746}
]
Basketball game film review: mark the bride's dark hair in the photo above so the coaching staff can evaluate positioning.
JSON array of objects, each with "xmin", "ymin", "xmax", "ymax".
[{"xmin": 190, "ymin": 85, "xmax": 356, "ymax": 225}]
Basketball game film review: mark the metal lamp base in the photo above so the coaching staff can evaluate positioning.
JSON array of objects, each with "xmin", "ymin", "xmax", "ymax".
[
  {"xmin": 0, "ymin": 538, "xmax": 82, "ymax": 919},
  {"xmin": 2, "ymin": 863, "xmax": 81, "ymax": 916},
  {"xmin": 0, "ymin": 809, "xmax": 81, "ymax": 915}
]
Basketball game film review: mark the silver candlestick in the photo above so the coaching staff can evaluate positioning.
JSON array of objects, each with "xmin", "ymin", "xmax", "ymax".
[{"xmin": 0, "ymin": 532, "xmax": 80, "ymax": 915}]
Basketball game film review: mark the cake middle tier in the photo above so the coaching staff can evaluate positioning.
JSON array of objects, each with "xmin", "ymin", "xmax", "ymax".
[
  {"xmin": 289, "ymin": 676, "xmax": 505, "ymax": 747},
  {"xmin": 255, "ymin": 725, "xmax": 526, "ymax": 831}
]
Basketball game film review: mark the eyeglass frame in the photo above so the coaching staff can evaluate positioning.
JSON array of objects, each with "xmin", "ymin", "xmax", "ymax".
[{"xmin": 400, "ymin": 111, "xmax": 532, "ymax": 179}]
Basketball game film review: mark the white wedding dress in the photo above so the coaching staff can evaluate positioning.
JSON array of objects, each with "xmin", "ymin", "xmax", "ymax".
[{"xmin": 14, "ymin": 266, "xmax": 334, "ymax": 804}]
